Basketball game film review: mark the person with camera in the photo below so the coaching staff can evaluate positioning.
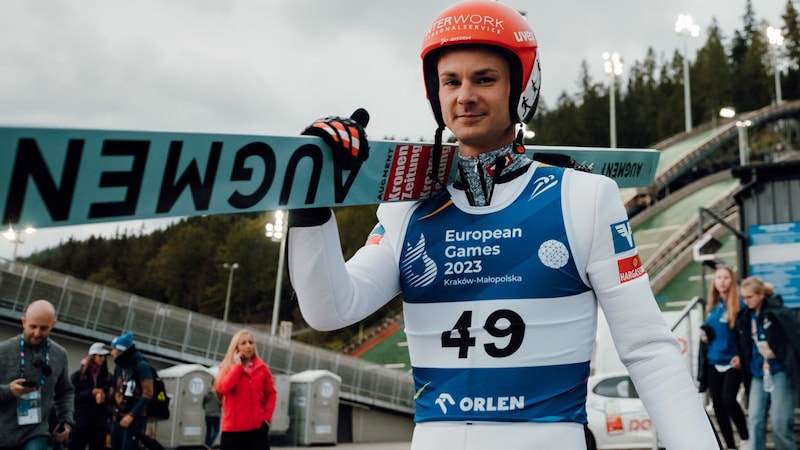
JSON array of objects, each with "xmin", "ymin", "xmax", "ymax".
[{"xmin": 0, "ymin": 299, "xmax": 74, "ymax": 450}]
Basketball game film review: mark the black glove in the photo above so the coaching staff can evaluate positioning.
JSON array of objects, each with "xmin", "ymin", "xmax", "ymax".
[
  {"xmin": 302, "ymin": 108, "xmax": 370, "ymax": 170},
  {"xmin": 290, "ymin": 109, "xmax": 369, "ymax": 228}
]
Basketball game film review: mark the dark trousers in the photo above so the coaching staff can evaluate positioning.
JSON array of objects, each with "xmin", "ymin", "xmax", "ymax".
[
  {"xmin": 220, "ymin": 422, "xmax": 270, "ymax": 450},
  {"xmin": 205, "ymin": 416, "xmax": 220, "ymax": 447},
  {"xmin": 68, "ymin": 425, "xmax": 108, "ymax": 450},
  {"xmin": 109, "ymin": 417, "xmax": 146, "ymax": 450},
  {"xmin": 708, "ymin": 365, "xmax": 749, "ymax": 448}
]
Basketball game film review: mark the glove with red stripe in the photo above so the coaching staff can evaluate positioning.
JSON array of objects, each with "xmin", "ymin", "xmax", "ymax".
[{"xmin": 302, "ymin": 108, "xmax": 370, "ymax": 170}]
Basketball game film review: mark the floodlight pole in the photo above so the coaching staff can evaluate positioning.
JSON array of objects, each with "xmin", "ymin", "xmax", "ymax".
[
  {"xmin": 675, "ymin": 15, "xmax": 698, "ymax": 133},
  {"xmin": 223, "ymin": 263, "xmax": 239, "ymax": 322},
  {"xmin": 266, "ymin": 211, "xmax": 287, "ymax": 336}
]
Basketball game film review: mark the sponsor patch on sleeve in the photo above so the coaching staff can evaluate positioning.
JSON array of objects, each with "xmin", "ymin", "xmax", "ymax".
[
  {"xmin": 617, "ymin": 254, "xmax": 645, "ymax": 283},
  {"xmin": 365, "ymin": 223, "xmax": 385, "ymax": 246},
  {"xmin": 610, "ymin": 220, "xmax": 636, "ymax": 253}
]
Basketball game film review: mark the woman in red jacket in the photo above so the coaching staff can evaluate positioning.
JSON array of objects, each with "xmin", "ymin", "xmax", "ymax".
[{"xmin": 215, "ymin": 329, "xmax": 277, "ymax": 450}]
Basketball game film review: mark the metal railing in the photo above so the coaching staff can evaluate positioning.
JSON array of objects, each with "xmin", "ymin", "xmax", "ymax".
[
  {"xmin": 0, "ymin": 258, "xmax": 415, "ymax": 414},
  {"xmin": 641, "ymin": 180, "xmax": 740, "ymax": 293},
  {"xmin": 667, "ymin": 296, "xmax": 705, "ymax": 377},
  {"xmin": 653, "ymin": 100, "xmax": 800, "ymax": 194}
]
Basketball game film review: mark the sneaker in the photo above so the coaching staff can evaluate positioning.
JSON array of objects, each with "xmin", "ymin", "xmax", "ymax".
[{"xmin": 738, "ymin": 439, "xmax": 750, "ymax": 450}]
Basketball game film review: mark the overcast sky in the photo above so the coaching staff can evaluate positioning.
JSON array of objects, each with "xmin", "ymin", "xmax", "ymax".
[{"xmin": 0, "ymin": 0, "xmax": 787, "ymax": 260}]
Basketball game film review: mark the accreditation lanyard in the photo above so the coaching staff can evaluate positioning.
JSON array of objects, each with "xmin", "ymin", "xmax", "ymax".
[{"xmin": 19, "ymin": 335, "xmax": 50, "ymax": 387}]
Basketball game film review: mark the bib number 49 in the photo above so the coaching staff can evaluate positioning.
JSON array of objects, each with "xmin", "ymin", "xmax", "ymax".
[{"xmin": 441, "ymin": 309, "xmax": 525, "ymax": 358}]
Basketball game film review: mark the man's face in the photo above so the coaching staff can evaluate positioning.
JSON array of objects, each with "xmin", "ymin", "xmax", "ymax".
[
  {"xmin": 21, "ymin": 310, "xmax": 55, "ymax": 346},
  {"xmin": 437, "ymin": 47, "xmax": 514, "ymax": 156}
]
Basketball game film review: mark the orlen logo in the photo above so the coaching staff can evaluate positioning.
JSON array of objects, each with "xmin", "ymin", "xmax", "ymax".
[
  {"xmin": 434, "ymin": 392, "xmax": 525, "ymax": 414},
  {"xmin": 514, "ymin": 30, "xmax": 536, "ymax": 42}
]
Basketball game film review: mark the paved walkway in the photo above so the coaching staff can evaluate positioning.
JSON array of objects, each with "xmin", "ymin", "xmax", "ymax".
[{"xmin": 275, "ymin": 442, "xmax": 410, "ymax": 449}]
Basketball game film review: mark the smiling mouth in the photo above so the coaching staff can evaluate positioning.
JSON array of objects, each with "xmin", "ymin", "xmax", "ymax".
[{"xmin": 457, "ymin": 114, "xmax": 484, "ymax": 121}]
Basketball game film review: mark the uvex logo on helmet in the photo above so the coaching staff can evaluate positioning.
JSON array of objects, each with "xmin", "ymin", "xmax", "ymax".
[{"xmin": 514, "ymin": 31, "xmax": 536, "ymax": 43}]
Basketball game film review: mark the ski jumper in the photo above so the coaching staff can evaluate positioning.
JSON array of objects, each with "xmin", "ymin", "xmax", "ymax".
[{"xmin": 287, "ymin": 161, "xmax": 719, "ymax": 449}]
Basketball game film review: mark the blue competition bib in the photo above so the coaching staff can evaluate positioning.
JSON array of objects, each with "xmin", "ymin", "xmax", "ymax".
[{"xmin": 399, "ymin": 166, "xmax": 594, "ymax": 423}]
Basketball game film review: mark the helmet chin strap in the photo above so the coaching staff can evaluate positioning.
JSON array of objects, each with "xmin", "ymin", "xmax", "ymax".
[
  {"xmin": 513, "ymin": 123, "xmax": 527, "ymax": 153},
  {"xmin": 427, "ymin": 125, "xmax": 446, "ymax": 188}
]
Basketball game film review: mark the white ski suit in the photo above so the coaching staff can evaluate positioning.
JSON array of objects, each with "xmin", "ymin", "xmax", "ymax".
[{"xmin": 287, "ymin": 161, "xmax": 718, "ymax": 449}]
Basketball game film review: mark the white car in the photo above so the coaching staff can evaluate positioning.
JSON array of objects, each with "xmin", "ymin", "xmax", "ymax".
[{"xmin": 584, "ymin": 371, "xmax": 662, "ymax": 450}]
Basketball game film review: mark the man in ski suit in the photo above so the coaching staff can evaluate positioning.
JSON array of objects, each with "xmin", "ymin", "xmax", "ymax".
[{"xmin": 287, "ymin": 1, "xmax": 719, "ymax": 448}]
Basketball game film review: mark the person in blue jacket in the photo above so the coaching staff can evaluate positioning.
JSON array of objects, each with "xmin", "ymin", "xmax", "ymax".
[
  {"xmin": 735, "ymin": 277, "xmax": 800, "ymax": 450},
  {"xmin": 700, "ymin": 265, "xmax": 749, "ymax": 450}
]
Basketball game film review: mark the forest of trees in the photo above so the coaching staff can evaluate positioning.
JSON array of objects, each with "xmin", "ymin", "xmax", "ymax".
[
  {"xmin": 18, "ymin": 1, "xmax": 799, "ymax": 351},
  {"xmin": 529, "ymin": 0, "xmax": 798, "ymax": 150}
]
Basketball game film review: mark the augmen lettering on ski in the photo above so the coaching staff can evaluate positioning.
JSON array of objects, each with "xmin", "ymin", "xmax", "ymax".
[{"xmin": 0, "ymin": 126, "xmax": 659, "ymax": 229}]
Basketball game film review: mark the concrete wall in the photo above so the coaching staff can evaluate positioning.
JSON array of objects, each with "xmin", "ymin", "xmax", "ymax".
[{"xmin": 340, "ymin": 402, "xmax": 414, "ymax": 443}]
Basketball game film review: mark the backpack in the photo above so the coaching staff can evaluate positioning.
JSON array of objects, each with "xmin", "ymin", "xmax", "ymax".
[
  {"xmin": 134, "ymin": 361, "xmax": 170, "ymax": 422},
  {"xmin": 146, "ymin": 364, "xmax": 170, "ymax": 421}
]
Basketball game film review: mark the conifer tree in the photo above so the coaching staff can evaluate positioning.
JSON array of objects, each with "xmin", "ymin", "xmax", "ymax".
[
  {"xmin": 693, "ymin": 20, "xmax": 734, "ymax": 123},
  {"xmin": 780, "ymin": 0, "xmax": 799, "ymax": 99}
]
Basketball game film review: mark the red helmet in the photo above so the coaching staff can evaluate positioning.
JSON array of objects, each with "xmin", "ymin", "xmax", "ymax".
[{"xmin": 421, "ymin": 0, "xmax": 541, "ymax": 129}]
